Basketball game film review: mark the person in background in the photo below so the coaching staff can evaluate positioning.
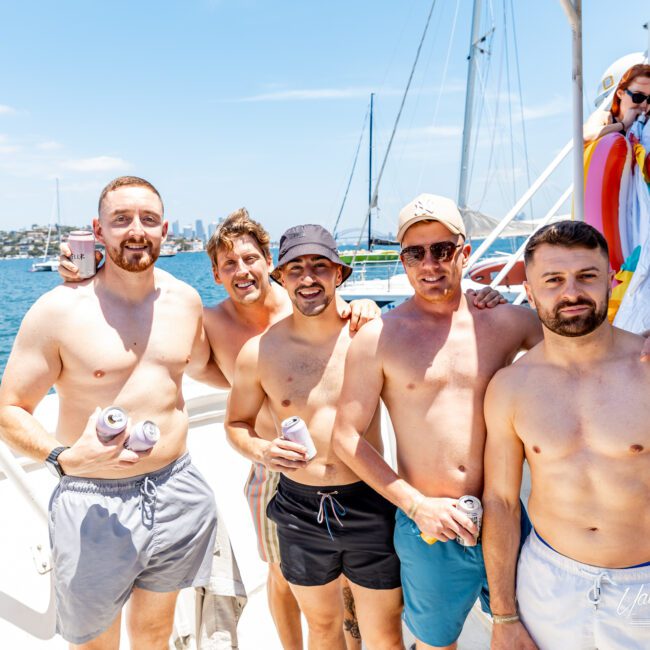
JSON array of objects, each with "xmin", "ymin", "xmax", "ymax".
[{"xmin": 583, "ymin": 63, "xmax": 650, "ymax": 143}]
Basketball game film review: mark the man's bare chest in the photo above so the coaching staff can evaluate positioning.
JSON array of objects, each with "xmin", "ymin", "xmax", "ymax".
[
  {"xmin": 516, "ymin": 372, "xmax": 650, "ymax": 459},
  {"xmin": 57, "ymin": 303, "xmax": 196, "ymax": 378},
  {"xmin": 260, "ymin": 340, "xmax": 348, "ymax": 410}
]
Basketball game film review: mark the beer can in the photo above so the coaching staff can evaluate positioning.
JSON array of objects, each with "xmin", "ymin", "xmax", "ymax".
[
  {"xmin": 281, "ymin": 416, "xmax": 317, "ymax": 460},
  {"xmin": 97, "ymin": 406, "xmax": 128, "ymax": 441},
  {"xmin": 125, "ymin": 420, "xmax": 160, "ymax": 451},
  {"xmin": 456, "ymin": 495, "xmax": 483, "ymax": 546},
  {"xmin": 68, "ymin": 230, "xmax": 96, "ymax": 279}
]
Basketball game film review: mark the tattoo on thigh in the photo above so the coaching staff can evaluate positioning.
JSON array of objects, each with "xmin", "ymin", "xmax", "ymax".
[{"xmin": 342, "ymin": 586, "xmax": 361, "ymax": 640}]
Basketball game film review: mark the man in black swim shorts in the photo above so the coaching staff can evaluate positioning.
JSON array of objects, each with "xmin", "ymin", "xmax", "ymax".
[{"xmin": 225, "ymin": 224, "xmax": 404, "ymax": 650}]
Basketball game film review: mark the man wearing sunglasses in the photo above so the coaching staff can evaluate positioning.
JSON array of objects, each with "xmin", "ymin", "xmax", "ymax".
[{"xmin": 333, "ymin": 194, "xmax": 543, "ymax": 649}]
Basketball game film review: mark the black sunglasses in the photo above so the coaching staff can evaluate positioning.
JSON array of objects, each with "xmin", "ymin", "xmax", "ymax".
[
  {"xmin": 625, "ymin": 89, "xmax": 650, "ymax": 104},
  {"xmin": 400, "ymin": 241, "xmax": 462, "ymax": 266}
]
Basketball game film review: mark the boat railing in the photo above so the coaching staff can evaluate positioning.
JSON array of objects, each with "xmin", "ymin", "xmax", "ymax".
[
  {"xmin": 346, "ymin": 257, "xmax": 403, "ymax": 285},
  {"xmin": 488, "ymin": 185, "xmax": 574, "ymax": 291}
]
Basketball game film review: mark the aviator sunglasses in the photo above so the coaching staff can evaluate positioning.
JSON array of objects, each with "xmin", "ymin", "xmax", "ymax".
[
  {"xmin": 624, "ymin": 89, "xmax": 650, "ymax": 104},
  {"xmin": 400, "ymin": 240, "xmax": 463, "ymax": 266}
]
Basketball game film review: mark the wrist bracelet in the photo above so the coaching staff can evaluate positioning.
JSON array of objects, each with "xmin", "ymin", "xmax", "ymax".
[
  {"xmin": 407, "ymin": 494, "xmax": 425, "ymax": 520},
  {"xmin": 492, "ymin": 613, "xmax": 520, "ymax": 625}
]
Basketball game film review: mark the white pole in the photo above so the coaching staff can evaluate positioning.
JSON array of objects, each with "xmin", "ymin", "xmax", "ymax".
[
  {"xmin": 489, "ymin": 185, "xmax": 573, "ymax": 287},
  {"xmin": 560, "ymin": 0, "xmax": 584, "ymax": 221},
  {"xmin": 458, "ymin": 0, "xmax": 483, "ymax": 211},
  {"xmin": 464, "ymin": 140, "xmax": 573, "ymax": 273}
]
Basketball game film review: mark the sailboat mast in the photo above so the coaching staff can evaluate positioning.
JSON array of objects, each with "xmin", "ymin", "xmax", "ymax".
[
  {"xmin": 368, "ymin": 93, "xmax": 374, "ymax": 250},
  {"xmin": 457, "ymin": 0, "xmax": 483, "ymax": 212}
]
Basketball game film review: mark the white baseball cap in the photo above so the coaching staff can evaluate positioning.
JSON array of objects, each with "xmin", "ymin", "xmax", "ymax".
[{"xmin": 396, "ymin": 193, "xmax": 466, "ymax": 243}]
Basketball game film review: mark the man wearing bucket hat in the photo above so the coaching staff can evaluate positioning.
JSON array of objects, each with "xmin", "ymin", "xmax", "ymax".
[
  {"xmin": 226, "ymin": 223, "xmax": 405, "ymax": 650},
  {"xmin": 333, "ymin": 194, "xmax": 544, "ymax": 649}
]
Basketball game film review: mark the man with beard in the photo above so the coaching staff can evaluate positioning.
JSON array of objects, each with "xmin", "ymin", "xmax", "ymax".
[
  {"xmin": 483, "ymin": 221, "xmax": 650, "ymax": 650},
  {"xmin": 0, "ymin": 176, "xmax": 218, "ymax": 649},
  {"xmin": 331, "ymin": 194, "xmax": 543, "ymax": 650},
  {"xmin": 225, "ymin": 224, "xmax": 404, "ymax": 650}
]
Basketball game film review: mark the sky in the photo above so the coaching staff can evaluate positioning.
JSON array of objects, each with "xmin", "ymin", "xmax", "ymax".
[{"xmin": 0, "ymin": 1, "xmax": 648, "ymax": 240}]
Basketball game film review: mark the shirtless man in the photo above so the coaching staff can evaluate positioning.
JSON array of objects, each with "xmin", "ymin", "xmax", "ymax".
[
  {"xmin": 225, "ymin": 224, "xmax": 404, "ymax": 650},
  {"xmin": 202, "ymin": 209, "xmax": 379, "ymax": 650},
  {"xmin": 0, "ymin": 176, "xmax": 217, "ymax": 649},
  {"xmin": 483, "ymin": 221, "xmax": 650, "ymax": 650},
  {"xmin": 332, "ymin": 194, "xmax": 543, "ymax": 650}
]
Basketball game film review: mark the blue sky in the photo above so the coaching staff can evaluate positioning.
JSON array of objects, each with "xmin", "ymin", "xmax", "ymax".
[{"xmin": 0, "ymin": 1, "xmax": 648, "ymax": 239}]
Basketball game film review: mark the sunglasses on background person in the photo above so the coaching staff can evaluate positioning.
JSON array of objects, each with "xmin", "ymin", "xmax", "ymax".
[
  {"xmin": 624, "ymin": 89, "xmax": 650, "ymax": 105},
  {"xmin": 400, "ymin": 240, "xmax": 463, "ymax": 266}
]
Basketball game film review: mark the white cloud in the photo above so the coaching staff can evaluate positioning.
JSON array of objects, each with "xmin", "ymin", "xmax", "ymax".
[
  {"xmin": 0, "ymin": 145, "xmax": 21, "ymax": 154},
  {"xmin": 522, "ymin": 96, "xmax": 567, "ymax": 121},
  {"xmin": 37, "ymin": 140, "xmax": 63, "ymax": 150},
  {"xmin": 0, "ymin": 105, "xmax": 16, "ymax": 115},
  {"xmin": 400, "ymin": 125, "xmax": 462, "ymax": 139},
  {"xmin": 232, "ymin": 82, "xmax": 465, "ymax": 104},
  {"xmin": 62, "ymin": 156, "xmax": 132, "ymax": 172}
]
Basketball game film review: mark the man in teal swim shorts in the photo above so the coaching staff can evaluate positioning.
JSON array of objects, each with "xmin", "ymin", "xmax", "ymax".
[{"xmin": 333, "ymin": 194, "xmax": 542, "ymax": 649}]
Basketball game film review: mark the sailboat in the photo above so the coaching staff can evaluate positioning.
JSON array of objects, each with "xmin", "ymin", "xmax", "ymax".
[{"xmin": 31, "ymin": 179, "xmax": 61, "ymax": 273}]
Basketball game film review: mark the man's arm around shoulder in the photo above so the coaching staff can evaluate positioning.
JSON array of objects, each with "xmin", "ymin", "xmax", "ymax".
[{"xmin": 483, "ymin": 367, "xmax": 538, "ymax": 649}]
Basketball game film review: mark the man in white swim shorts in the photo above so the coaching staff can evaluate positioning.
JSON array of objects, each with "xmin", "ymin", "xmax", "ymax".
[{"xmin": 483, "ymin": 220, "xmax": 650, "ymax": 650}]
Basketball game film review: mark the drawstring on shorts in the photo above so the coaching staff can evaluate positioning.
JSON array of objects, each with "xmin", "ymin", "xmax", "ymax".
[
  {"xmin": 316, "ymin": 491, "xmax": 346, "ymax": 540},
  {"xmin": 582, "ymin": 570, "xmax": 617, "ymax": 607},
  {"xmin": 139, "ymin": 476, "xmax": 158, "ymax": 526}
]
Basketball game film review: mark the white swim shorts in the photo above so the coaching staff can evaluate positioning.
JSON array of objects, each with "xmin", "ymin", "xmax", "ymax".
[{"xmin": 517, "ymin": 530, "xmax": 650, "ymax": 650}]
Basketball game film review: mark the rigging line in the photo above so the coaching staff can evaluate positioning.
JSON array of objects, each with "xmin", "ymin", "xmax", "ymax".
[
  {"xmin": 476, "ymin": 25, "xmax": 505, "ymax": 209},
  {"xmin": 332, "ymin": 103, "xmax": 370, "ymax": 237},
  {"xmin": 351, "ymin": 0, "xmax": 439, "ymax": 262},
  {"xmin": 415, "ymin": 0, "xmax": 461, "ymax": 191},
  {"xmin": 503, "ymin": 0, "xmax": 517, "ymax": 207},
  {"xmin": 509, "ymin": 0, "xmax": 533, "ymax": 221}
]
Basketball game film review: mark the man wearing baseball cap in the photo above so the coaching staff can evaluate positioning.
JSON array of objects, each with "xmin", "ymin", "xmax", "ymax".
[
  {"xmin": 226, "ymin": 224, "xmax": 404, "ymax": 649},
  {"xmin": 333, "ymin": 194, "xmax": 542, "ymax": 649}
]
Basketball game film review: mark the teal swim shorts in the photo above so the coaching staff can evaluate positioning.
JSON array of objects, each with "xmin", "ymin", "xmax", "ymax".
[{"xmin": 394, "ymin": 504, "xmax": 531, "ymax": 647}]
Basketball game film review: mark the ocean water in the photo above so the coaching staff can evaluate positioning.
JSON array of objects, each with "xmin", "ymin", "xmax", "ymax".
[
  {"xmin": 0, "ymin": 253, "xmax": 227, "ymax": 378},
  {"xmin": 0, "ymin": 237, "xmax": 524, "ymax": 378}
]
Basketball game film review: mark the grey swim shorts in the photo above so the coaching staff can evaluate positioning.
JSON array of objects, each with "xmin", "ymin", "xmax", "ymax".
[{"xmin": 48, "ymin": 453, "xmax": 217, "ymax": 644}]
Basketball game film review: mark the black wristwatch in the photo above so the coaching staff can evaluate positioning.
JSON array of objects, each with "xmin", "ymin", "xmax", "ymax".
[{"xmin": 44, "ymin": 446, "xmax": 69, "ymax": 478}]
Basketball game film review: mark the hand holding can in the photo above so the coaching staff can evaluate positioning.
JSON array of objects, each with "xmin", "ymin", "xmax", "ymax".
[
  {"xmin": 68, "ymin": 230, "xmax": 96, "ymax": 279},
  {"xmin": 124, "ymin": 421, "xmax": 160, "ymax": 451},
  {"xmin": 96, "ymin": 406, "xmax": 128, "ymax": 442},
  {"xmin": 281, "ymin": 416, "xmax": 317, "ymax": 460}
]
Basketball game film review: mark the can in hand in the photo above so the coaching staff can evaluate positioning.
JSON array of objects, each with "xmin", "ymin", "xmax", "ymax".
[
  {"xmin": 455, "ymin": 495, "xmax": 483, "ymax": 546},
  {"xmin": 96, "ymin": 406, "xmax": 128, "ymax": 442},
  {"xmin": 281, "ymin": 416, "xmax": 317, "ymax": 460},
  {"xmin": 68, "ymin": 230, "xmax": 96, "ymax": 279},
  {"xmin": 124, "ymin": 420, "xmax": 160, "ymax": 451}
]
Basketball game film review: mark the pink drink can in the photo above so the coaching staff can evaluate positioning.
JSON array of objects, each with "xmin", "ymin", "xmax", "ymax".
[
  {"xmin": 125, "ymin": 420, "xmax": 160, "ymax": 451},
  {"xmin": 68, "ymin": 230, "xmax": 96, "ymax": 279},
  {"xmin": 456, "ymin": 495, "xmax": 483, "ymax": 546},
  {"xmin": 281, "ymin": 416, "xmax": 317, "ymax": 460},
  {"xmin": 97, "ymin": 406, "xmax": 128, "ymax": 441}
]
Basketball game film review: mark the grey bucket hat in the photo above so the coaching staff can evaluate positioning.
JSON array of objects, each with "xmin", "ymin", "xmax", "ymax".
[{"xmin": 270, "ymin": 224, "xmax": 353, "ymax": 285}]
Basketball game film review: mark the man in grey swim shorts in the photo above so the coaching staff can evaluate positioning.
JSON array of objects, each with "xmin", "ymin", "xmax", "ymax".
[{"xmin": 0, "ymin": 176, "xmax": 218, "ymax": 648}]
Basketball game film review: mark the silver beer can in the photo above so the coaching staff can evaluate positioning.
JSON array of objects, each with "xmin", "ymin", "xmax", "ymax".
[
  {"xmin": 97, "ymin": 406, "xmax": 128, "ymax": 441},
  {"xmin": 456, "ymin": 495, "xmax": 483, "ymax": 546},
  {"xmin": 125, "ymin": 420, "xmax": 160, "ymax": 451},
  {"xmin": 281, "ymin": 416, "xmax": 317, "ymax": 460}
]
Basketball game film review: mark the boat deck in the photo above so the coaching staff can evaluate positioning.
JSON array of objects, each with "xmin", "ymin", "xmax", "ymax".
[{"xmin": 0, "ymin": 378, "xmax": 521, "ymax": 648}]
